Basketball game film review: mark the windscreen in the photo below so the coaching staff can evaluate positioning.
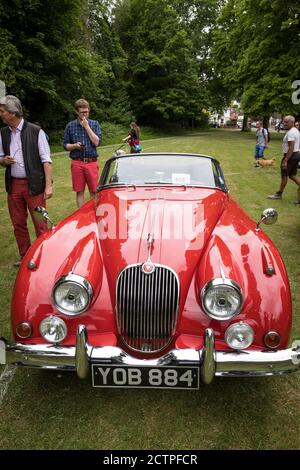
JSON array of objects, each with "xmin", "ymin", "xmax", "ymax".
[{"xmin": 100, "ymin": 154, "xmax": 226, "ymax": 191}]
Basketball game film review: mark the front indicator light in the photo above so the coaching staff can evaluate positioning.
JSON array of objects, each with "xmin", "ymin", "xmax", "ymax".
[
  {"xmin": 16, "ymin": 322, "xmax": 33, "ymax": 339},
  {"xmin": 39, "ymin": 316, "xmax": 67, "ymax": 344},
  {"xmin": 264, "ymin": 331, "xmax": 281, "ymax": 349},
  {"xmin": 225, "ymin": 322, "xmax": 254, "ymax": 350}
]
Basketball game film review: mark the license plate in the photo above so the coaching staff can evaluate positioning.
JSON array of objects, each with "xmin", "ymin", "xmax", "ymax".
[{"xmin": 92, "ymin": 364, "xmax": 199, "ymax": 389}]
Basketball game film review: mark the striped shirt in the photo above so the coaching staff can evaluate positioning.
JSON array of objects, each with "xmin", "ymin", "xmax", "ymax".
[{"xmin": 63, "ymin": 118, "xmax": 101, "ymax": 158}]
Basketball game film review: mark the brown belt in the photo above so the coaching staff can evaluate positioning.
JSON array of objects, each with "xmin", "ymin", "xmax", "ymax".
[{"xmin": 73, "ymin": 157, "xmax": 97, "ymax": 163}]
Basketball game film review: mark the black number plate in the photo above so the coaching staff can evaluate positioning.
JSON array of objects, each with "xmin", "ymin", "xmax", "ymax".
[{"xmin": 92, "ymin": 364, "xmax": 199, "ymax": 389}]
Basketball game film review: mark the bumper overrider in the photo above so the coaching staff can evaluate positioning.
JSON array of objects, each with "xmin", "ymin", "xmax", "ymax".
[{"xmin": 1, "ymin": 327, "xmax": 300, "ymax": 385}]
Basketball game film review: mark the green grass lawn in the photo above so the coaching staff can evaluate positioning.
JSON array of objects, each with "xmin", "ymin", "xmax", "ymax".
[{"xmin": 0, "ymin": 128, "xmax": 299, "ymax": 450}]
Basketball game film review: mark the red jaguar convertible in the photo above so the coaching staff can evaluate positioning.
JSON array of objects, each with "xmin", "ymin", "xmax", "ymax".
[{"xmin": 1, "ymin": 153, "xmax": 299, "ymax": 389}]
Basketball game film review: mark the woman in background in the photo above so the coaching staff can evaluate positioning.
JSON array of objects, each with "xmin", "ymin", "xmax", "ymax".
[{"xmin": 123, "ymin": 121, "xmax": 141, "ymax": 153}]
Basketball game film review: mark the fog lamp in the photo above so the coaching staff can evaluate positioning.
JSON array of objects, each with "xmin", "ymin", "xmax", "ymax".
[
  {"xmin": 39, "ymin": 316, "xmax": 67, "ymax": 344},
  {"xmin": 264, "ymin": 331, "xmax": 280, "ymax": 349},
  {"xmin": 16, "ymin": 322, "xmax": 33, "ymax": 339},
  {"xmin": 225, "ymin": 322, "xmax": 254, "ymax": 350}
]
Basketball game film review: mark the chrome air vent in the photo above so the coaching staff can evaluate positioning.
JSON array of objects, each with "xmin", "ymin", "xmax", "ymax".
[{"xmin": 116, "ymin": 264, "xmax": 180, "ymax": 353}]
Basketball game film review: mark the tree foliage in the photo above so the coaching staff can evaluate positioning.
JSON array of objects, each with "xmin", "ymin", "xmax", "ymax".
[
  {"xmin": 87, "ymin": 0, "xmax": 133, "ymax": 124},
  {"xmin": 212, "ymin": 0, "xmax": 300, "ymax": 118},
  {"xmin": 171, "ymin": 0, "xmax": 227, "ymax": 114},
  {"xmin": 0, "ymin": 0, "xmax": 298, "ymax": 133},
  {"xmin": 114, "ymin": 0, "xmax": 208, "ymax": 125},
  {"xmin": 0, "ymin": 0, "xmax": 116, "ymax": 129}
]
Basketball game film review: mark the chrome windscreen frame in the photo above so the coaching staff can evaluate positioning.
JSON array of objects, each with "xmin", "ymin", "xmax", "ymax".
[{"xmin": 98, "ymin": 153, "xmax": 228, "ymax": 192}]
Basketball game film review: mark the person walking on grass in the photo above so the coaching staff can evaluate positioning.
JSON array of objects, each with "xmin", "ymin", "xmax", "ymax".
[
  {"xmin": 0, "ymin": 95, "xmax": 53, "ymax": 267},
  {"xmin": 63, "ymin": 98, "xmax": 101, "ymax": 208},
  {"xmin": 254, "ymin": 120, "xmax": 268, "ymax": 167},
  {"xmin": 267, "ymin": 115, "xmax": 300, "ymax": 204},
  {"xmin": 122, "ymin": 121, "xmax": 141, "ymax": 153}
]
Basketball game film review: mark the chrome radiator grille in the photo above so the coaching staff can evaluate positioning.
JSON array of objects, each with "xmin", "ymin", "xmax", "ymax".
[{"xmin": 116, "ymin": 264, "xmax": 180, "ymax": 352}]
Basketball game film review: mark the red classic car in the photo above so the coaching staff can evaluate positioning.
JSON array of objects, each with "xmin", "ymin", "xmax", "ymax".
[{"xmin": 1, "ymin": 153, "xmax": 299, "ymax": 389}]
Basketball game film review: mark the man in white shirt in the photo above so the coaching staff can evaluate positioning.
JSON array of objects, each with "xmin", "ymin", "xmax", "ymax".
[
  {"xmin": 267, "ymin": 115, "xmax": 300, "ymax": 204},
  {"xmin": 0, "ymin": 95, "xmax": 53, "ymax": 266}
]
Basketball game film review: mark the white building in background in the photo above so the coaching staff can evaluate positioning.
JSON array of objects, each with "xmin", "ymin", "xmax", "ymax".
[
  {"xmin": 210, "ymin": 102, "xmax": 283, "ymax": 129},
  {"xmin": 210, "ymin": 103, "xmax": 243, "ymax": 127}
]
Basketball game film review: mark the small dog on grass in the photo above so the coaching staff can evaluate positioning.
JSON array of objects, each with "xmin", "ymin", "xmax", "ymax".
[{"xmin": 256, "ymin": 157, "xmax": 276, "ymax": 167}]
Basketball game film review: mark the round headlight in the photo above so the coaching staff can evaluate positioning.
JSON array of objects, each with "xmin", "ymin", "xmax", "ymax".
[
  {"xmin": 201, "ymin": 278, "xmax": 243, "ymax": 320},
  {"xmin": 52, "ymin": 274, "xmax": 93, "ymax": 316},
  {"xmin": 39, "ymin": 316, "xmax": 67, "ymax": 343},
  {"xmin": 225, "ymin": 322, "xmax": 254, "ymax": 350}
]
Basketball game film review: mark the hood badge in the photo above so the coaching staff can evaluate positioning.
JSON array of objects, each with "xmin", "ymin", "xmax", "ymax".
[{"xmin": 142, "ymin": 233, "xmax": 155, "ymax": 274}]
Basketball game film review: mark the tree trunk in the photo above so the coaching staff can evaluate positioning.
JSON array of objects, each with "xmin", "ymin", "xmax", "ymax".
[{"xmin": 242, "ymin": 113, "xmax": 248, "ymax": 131}]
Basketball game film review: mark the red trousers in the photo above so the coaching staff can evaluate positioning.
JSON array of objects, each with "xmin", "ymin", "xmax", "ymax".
[{"xmin": 7, "ymin": 178, "xmax": 48, "ymax": 257}]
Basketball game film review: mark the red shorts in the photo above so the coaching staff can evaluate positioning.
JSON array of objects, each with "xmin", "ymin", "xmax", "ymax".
[{"xmin": 71, "ymin": 160, "xmax": 99, "ymax": 193}]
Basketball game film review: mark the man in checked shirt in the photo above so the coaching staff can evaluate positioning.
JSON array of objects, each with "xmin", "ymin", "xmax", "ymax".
[
  {"xmin": 0, "ymin": 95, "xmax": 53, "ymax": 267},
  {"xmin": 63, "ymin": 98, "xmax": 101, "ymax": 208}
]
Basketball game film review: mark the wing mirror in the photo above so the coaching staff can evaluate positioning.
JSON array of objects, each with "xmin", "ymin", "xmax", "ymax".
[
  {"xmin": 255, "ymin": 208, "xmax": 278, "ymax": 231},
  {"xmin": 34, "ymin": 206, "xmax": 55, "ymax": 229}
]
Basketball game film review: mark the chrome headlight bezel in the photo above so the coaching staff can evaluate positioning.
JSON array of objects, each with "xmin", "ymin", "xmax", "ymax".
[
  {"xmin": 52, "ymin": 273, "xmax": 93, "ymax": 316},
  {"xmin": 201, "ymin": 277, "xmax": 244, "ymax": 321}
]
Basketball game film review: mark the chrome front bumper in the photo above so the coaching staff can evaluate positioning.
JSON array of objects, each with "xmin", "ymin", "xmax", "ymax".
[{"xmin": 1, "ymin": 327, "xmax": 299, "ymax": 384}]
